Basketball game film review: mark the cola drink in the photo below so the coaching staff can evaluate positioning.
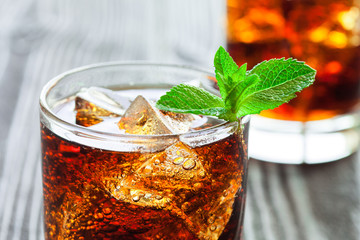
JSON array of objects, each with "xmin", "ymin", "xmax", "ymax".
[
  {"xmin": 227, "ymin": 0, "xmax": 360, "ymax": 121},
  {"xmin": 40, "ymin": 64, "xmax": 250, "ymax": 240}
]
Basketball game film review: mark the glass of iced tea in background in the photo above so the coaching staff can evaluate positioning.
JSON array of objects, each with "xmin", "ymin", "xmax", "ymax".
[
  {"xmin": 227, "ymin": 0, "xmax": 360, "ymax": 164},
  {"xmin": 39, "ymin": 63, "xmax": 250, "ymax": 240}
]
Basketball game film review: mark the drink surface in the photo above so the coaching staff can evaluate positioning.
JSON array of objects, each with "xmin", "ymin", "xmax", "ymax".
[
  {"xmin": 227, "ymin": 0, "xmax": 360, "ymax": 121},
  {"xmin": 55, "ymin": 88, "xmax": 225, "ymax": 135},
  {"xmin": 41, "ymin": 88, "xmax": 248, "ymax": 240}
]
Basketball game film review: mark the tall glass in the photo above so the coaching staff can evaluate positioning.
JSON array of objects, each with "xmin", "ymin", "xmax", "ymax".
[
  {"xmin": 39, "ymin": 63, "xmax": 250, "ymax": 239},
  {"xmin": 227, "ymin": 0, "xmax": 360, "ymax": 164}
]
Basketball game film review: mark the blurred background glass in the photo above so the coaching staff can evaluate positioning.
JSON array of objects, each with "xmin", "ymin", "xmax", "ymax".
[{"xmin": 227, "ymin": 0, "xmax": 360, "ymax": 164}]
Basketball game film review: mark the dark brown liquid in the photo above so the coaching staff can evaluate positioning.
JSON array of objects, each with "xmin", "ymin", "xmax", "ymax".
[
  {"xmin": 41, "ymin": 123, "xmax": 248, "ymax": 240},
  {"xmin": 227, "ymin": 0, "xmax": 360, "ymax": 121}
]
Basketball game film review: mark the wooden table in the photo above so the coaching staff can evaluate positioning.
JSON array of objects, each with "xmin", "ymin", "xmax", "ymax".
[
  {"xmin": 0, "ymin": 1, "xmax": 359, "ymax": 239},
  {"xmin": 245, "ymin": 156, "xmax": 360, "ymax": 240}
]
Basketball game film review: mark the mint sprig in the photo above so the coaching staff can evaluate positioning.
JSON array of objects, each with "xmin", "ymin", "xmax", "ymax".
[{"xmin": 156, "ymin": 46, "xmax": 316, "ymax": 122}]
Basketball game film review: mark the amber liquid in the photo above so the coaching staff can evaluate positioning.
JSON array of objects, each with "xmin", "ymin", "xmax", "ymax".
[
  {"xmin": 41, "ymin": 122, "xmax": 248, "ymax": 240},
  {"xmin": 227, "ymin": 0, "xmax": 360, "ymax": 121}
]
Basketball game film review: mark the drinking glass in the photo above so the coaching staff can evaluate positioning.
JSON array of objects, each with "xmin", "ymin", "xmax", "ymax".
[
  {"xmin": 39, "ymin": 63, "xmax": 250, "ymax": 239},
  {"xmin": 227, "ymin": 0, "xmax": 360, "ymax": 164}
]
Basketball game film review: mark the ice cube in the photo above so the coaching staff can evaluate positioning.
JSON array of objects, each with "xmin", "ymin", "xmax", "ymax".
[
  {"xmin": 178, "ymin": 178, "xmax": 241, "ymax": 240},
  {"xmin": 95, "ymin": 141, "xmax": 208, "ymax": 209},
  {"xmin": 110, "ymin": 184, "xmax": 172, "ymax": 209},
  {"xmin": 90, "ymin": 153, "xmax": 172, "ymax": 209},
  {"xmin": 131, "ymin": 138, "xmax": 241, "ymax": 240},
  {"xmin": 75, "ymin": 87, "xmax": 131, "ymax": 127},
  {"xmin": 135, "ymin": 141, "xmax": 208, "ymax": 190},
  {"xmin": 100, "ymin": 168, "xmax": 173, "ymax": 209},
  {"xmin": 160, "ymin": 110, "xmax": 195, "ymax": 133},
  {"xmin": 76, "ymin": 87, "xmax": 131, "ymax": 115},
  {"xmin": 118, "ymin": 95, "xmax": 194, "ymax": 135},
  {"xmin": 75, "ymin": 110, "xmax": 103, "ymax": 127}
]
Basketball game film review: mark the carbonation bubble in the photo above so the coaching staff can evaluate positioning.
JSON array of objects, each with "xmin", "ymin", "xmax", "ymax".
[
  {"xmin": 103, "ymin": 207, "xmax": 112, "ymax": 215},
  {"xmin": 208, "ymin": 216, "xmax": 215, "ymax": 224},
  {"xmin": 182, "ymin": 159, "xmax": 196, "ymax": 170},
  {"xmin": 143, "ymin": 166, "xmax": 152, "ymax": 175},
  {"xmin": 132, "ymin": 195, "xmax": 140, "ymax": 202},
  {"xmin": 155, "ymin": 195, "xmax": 163, "ymax": 200},
  {"xmin": 154, "ymin": 159, "xmax": 160, "ymax": 165},
  {"xmin": 210, "ymin": 225, "xmax": 217, "ymax": 231},
  {"xmin": 194, "ymin": 182, "xmax": 203, "ymax": 189},
  {"xmin": 182, "ymin": 202, "xmax": 190, "ymax": 211},
  {"xmin": 95, "ymin": 213, "xmax": 103, "ymax": 220}
]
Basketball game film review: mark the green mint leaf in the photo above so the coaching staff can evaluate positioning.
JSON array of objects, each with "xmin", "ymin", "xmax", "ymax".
[
  {"xmin": 156, "ymin": 46, "xmax": 316, "ymax": 122},
  {"xmin": 235, "ymin": 58, "xmax": 316, "ymax": 117},
  {"xmin": 214, "ymin": 46, "xmax": 243, "ymax": 100},
  {"xmin": 222, "ymin": 63, "xmax": 248, "ymax": 109},
  {"xmin": 156, "ymin": 84, "xmax": 235, "ymax": 121},
  {"xmin": 226, "ymin": 73, "xmax": 260, "ymax": 114}
]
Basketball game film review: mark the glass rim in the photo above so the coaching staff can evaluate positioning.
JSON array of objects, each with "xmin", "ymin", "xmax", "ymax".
[{"xmin": 39, "ymin": 61, "xmax": 249, "ymax": 141}]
